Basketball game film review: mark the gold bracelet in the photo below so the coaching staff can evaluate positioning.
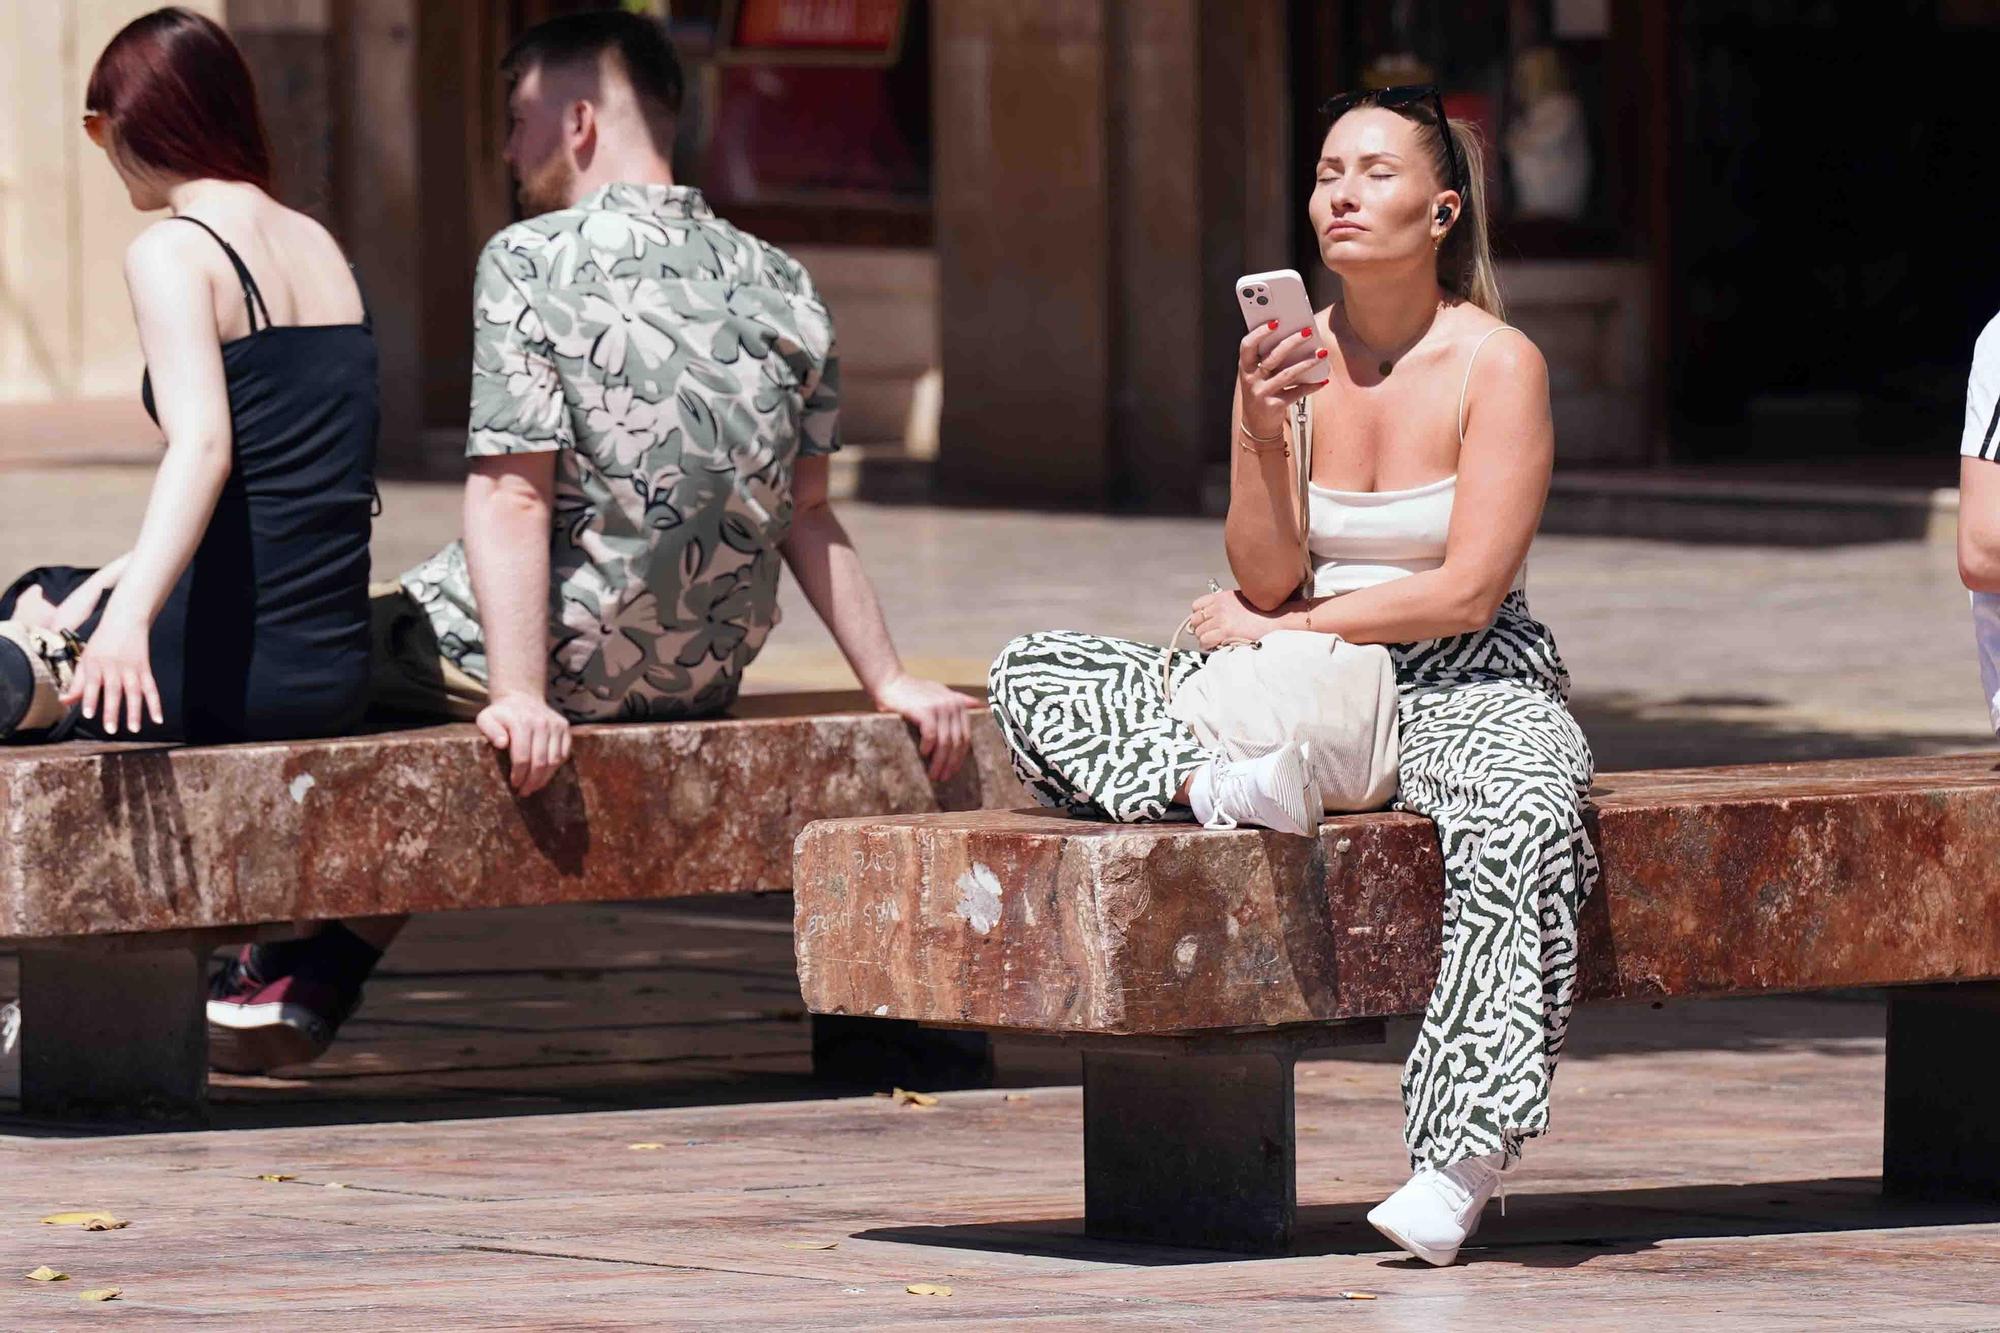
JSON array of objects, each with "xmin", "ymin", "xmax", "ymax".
[{"xmin": 1238, "ymin": 419, "xmax": 1288, "ymax": 455}]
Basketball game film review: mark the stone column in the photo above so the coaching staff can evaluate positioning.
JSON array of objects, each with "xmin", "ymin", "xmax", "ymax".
[
  {"xmin": 932, "ymin": 1, "xmax": 1290, "ymax": 511},
  {"xmin": 227, "ymin": 0, "xmax": 335, "ymax": 223},
  {"xmin": 316, "ymin": 0, "xmax": 511, "ymax": 474},
  {"xmin": 328, "ymin": 0, "xmax": 422, "ymax": 470},
  {"xmin": 932, "ymin": 0, "xmax": 1112, "ymax": 507}
]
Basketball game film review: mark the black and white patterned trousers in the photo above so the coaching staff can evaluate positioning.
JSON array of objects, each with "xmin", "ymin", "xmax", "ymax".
[{"xmin": 988, "ymin": 591, "xmax": 1598, "ymax": 1171}]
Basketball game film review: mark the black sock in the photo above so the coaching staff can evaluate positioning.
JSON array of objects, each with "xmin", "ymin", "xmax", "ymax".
[
  {"xmin": 250, "ymin": 922, "xmax": 384, "ymax": 990},
  {"xmin": 0, "ymin": 637, "xmax": 34, "ymax": 736}
]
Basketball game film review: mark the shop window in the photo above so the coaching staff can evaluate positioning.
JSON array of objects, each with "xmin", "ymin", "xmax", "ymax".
[
  {"xmin": 670, "ymin": 0, "xmax": 933, "ymax": 246},
  {"xmin": 1299, "ymin": 0, "xmax": 1641, "ymax": 260}
]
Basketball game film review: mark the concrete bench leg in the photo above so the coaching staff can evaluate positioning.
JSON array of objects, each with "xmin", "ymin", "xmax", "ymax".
[
  {"xmin": 1083, "ymin": 1047, "xmax": 1297, "ymax": 1254},
  {"xmin": 809, "ymin": 1014, "xmax": 992, "ymax": 1090},
  {"xmin": 1884, "ymin": 980, "xmax": 2000, "ymax": 1199},
  {"xmin": 19, "ymin": 944, "xmax": 210, "ymax": 1123}
]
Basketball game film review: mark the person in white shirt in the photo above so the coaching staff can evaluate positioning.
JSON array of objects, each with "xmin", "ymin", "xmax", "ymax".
[{"xmin": 1956, "ymin": 312, "xmax": 2000, "ymax": 732}]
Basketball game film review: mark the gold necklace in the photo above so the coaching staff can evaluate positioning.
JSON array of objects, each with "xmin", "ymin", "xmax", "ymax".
[{"xmin": 1338, "ymin": 300, "xmax": 1447, "ymax": 377}]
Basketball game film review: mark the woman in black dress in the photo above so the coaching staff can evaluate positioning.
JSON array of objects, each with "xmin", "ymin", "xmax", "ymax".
[
  {"xmin": 0, "ymin": 8, "xmax": 385, "ymax": 1076},
  {"xmin": 0, "ymin": 6, "xmax": 375, "ymax": 747}
]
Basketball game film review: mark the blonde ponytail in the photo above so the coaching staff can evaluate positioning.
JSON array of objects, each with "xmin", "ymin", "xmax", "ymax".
[{"xmin": 1434, "ymin": 117, "xmax": 1503, "ymax": 319}]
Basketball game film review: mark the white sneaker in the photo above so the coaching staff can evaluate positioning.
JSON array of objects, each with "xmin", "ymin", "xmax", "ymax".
[
  {"xmin": 1366, "ymin": 1154, "xmax": 1504, "ymax": 1266},
  {"xmin": 1197, "ymin": 742, "xmax": 1322, "ymax": 836}
]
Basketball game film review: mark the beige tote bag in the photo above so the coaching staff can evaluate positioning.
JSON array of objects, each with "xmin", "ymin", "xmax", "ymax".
[{"xmin": 1163, "ymin": 396, "xmax": 1400, "ymax": 812}]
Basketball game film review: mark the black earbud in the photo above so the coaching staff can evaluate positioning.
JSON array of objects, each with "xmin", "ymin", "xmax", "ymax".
[{"xmin": 1436, "ymin": 204, "xmax": 1453, "ymax": 225}]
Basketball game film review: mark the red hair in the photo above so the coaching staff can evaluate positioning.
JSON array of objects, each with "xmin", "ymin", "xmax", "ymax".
[{"xmin": 86, "ymin": 7, "xmax": 272, "ymax": 191}]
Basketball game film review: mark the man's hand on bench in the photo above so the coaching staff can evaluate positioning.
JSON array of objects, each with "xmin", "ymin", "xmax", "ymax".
[
  {"xmin": 871, "ymin": 672, "xmax": 977, "ymax": 783},
  {"xmin": 475, "ymin": 691, "xmax": 572, "ymax": 796}
]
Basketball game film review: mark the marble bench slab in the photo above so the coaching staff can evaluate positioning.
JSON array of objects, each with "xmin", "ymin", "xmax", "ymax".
[
  {"xmin": 793, "ymin": 752, "xmax": 2000, "ymax": 1251},
  {"xmin": 2, "ymin": 691, "xmax": 1024, "ymax": 943},
  {"xmin": 795, "ymin": 752, "xmax": 2000, "ymax": 1033},
  {"xmin": 1, "ymin": 692, "xmax": 1026, "ymax": 1120}
]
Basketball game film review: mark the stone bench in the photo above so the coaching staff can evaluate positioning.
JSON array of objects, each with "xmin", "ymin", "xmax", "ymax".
[
  {"xmin": 794, "ymin": 752, "xmax": 2000, "ymax": 1253},
  {"xmin": 2, "ymin": 691, "xmax": 1026, "ymax": 1120}
]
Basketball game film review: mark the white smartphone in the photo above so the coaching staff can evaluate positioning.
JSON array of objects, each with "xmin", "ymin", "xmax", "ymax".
[{"xmin": 1235, "ymin": 268, "xmax": 1330, "ymax": 384}]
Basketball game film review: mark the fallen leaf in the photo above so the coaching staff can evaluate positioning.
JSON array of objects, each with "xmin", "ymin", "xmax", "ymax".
[
  {"xmin": 785, "ymin": 1241, "xmax": 839, "ymax": 1250},
  {"xmin": 891, "ymin": 1088, "xmax": 939, "ymax": 1108},
  {"xmin": 40, "ymin": 1212, "xmax": 123, "ymax": 1228},
  {"xmin": 254, "ymin": 1174, "xmax": 296, "ymax": 1183},
  {"xmin": 1339, "ymin": 1290, "xmax": 1379, "ymax": 1300},
  {"xmin": 78, "ymin": 1287, "xmax": 122, "ymax": 1302},
  {"xmin": 627, "ymin": 1143, "xmax": 666, "ymax": 1151},
  {"xmin": 1004, "ymin": 1093, "xmax": 1031, "ymax": 1103},
  {"xmin": 905, "ymin": 1283, "xmax": 952, "ymax": 1297},
  {"xmin": 27, "ymin": 1266, "xmax": 68, "ymax": 1282}
]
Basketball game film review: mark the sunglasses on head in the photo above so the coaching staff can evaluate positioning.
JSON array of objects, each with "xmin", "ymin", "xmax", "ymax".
[{"xmin": 1319, "ymin": 84, "xmax": 1464, "ymax": 195}]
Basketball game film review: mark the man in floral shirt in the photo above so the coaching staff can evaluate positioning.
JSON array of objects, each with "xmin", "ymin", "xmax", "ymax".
[
  {"xmin": 204, "ymin": 10, "xmax": 975, "ymax": 1074},
  {"xmin": 376, "ymin": 11, "xmax": 974, "ymax": 787},
  {"xmin": 394, "ymin": 178, "xmax": 841, "ymax": 728}
]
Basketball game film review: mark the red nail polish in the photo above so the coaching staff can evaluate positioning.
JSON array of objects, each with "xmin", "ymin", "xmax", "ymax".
[
  {"xmin": 1299, "ymin": 327, "xmax": 1313, "ymax": 337},
  {"xmin": 1267, "ymin": 320, "xmax": 1279, "ymax": 330},
  {"xmin": 1315, "ymin": 348, "xmax": 1329, "ymax": 359}
]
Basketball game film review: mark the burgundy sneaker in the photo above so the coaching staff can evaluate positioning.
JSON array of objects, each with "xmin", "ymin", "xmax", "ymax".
[{"xmin": 206, "ymin": 946, "xmax": 362, "ymax": 1074}]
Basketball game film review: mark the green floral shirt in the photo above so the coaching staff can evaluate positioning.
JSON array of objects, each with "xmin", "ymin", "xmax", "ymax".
[{"xmin": 399, "ymin": 184, "xmax": 840, "ymax": 720}]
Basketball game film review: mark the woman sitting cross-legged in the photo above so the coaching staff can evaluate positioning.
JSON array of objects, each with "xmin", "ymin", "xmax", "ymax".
[{"xmin": 988, "ymin": 85, "xmax": 1598, "ymax": 1267}]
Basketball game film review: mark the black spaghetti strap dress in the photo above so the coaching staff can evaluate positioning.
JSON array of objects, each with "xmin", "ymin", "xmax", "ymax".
[{"xmin": 2, "ymin": 216, "xmax": 379, "ymax": 744}]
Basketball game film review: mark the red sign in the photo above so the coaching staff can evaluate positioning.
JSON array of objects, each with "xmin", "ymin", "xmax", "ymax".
[{"xmin": 727, "ymin": 0, "xmax": 905, "ymax": 57}]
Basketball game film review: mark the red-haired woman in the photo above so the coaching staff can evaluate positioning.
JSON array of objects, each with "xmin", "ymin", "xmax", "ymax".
[{"xmin": 0, "ymin": 6, "xmax": 376, "ymax": 747}]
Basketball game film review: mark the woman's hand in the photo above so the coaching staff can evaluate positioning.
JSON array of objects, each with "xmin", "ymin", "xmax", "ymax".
[
  {"xmin": 1237, "ymin": 320, "xmax": 1330, "ymax": 440},
  {"xmin": 60, "ymin": 613, "xmax": 162, "ymax": 736},
  {"xmin": 1190, "ymin": 589, "xmax": 1291, "ymax": 650}
]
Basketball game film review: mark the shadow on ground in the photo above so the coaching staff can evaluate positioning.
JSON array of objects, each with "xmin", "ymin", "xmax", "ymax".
[
  {"xmin": 856, "ymin": 1175, "xmax": 2000, "ymax": 1268},
  {"xmin": 1569, "ymin": 691, "xmax": 1990, "ymax": 770},
  {"xmin": 0, "ymin": 971, "xmax": 1890, "ymax": 1137}
]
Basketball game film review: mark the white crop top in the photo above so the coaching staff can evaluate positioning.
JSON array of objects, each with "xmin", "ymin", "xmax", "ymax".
[{"xmin": 1306, "ymin": 325, "xmax": 1529, "ymax": 598}]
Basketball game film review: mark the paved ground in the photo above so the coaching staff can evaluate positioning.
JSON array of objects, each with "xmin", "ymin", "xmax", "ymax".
[
  {"xmin": 5, "ymin": 901, "xmax": 1997, "ymax": 1330},
  {"xmin": 4, "ymin": 464, "xmax": 1998, "ymax": 1327}
]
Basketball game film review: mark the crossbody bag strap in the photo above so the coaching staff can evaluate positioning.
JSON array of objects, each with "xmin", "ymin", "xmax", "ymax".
[
  {"xmin": 1162, "ymin": 614, "xmax": 1195, "ymax": 705},
  {"xmin": 1164, "ymin": 392, "xmax": 1316, "ymax": 705},
  {"xmin": 1294, "ymin": 393, "xmax": 1314, "ymax": 598}
]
